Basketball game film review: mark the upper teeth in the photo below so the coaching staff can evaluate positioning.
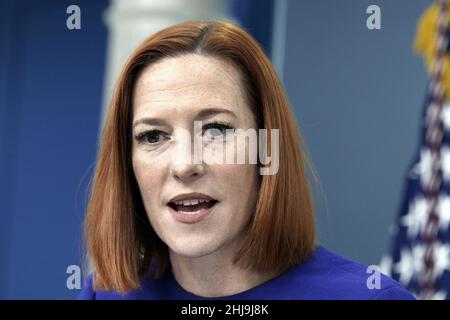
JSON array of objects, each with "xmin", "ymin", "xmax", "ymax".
[{"xmin": 174, "ymin": 199, "xmax": 211, "ymax": 206}]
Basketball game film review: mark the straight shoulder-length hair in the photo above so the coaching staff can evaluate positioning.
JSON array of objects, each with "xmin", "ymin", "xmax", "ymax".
[{"xmin": 84, "ymin": 20, "xmax": 318, "ymax": 293}]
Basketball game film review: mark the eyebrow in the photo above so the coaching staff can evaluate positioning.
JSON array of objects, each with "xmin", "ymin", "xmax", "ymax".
[
  {"xmin": 197, "ymin": 107, "xmax": 237, "ymax": 120},
  {"xmin": 132, "ymin": 107, "xmax": 237, "ymax": 129},
  {"xmin": 132, "ymin": 117, "xmax": 167, "ymax": 128}
]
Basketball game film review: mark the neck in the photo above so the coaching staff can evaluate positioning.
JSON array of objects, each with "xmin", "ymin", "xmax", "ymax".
[{"xmin": 169, "ymin": 237, "xmax": 277, "ymax": 298}]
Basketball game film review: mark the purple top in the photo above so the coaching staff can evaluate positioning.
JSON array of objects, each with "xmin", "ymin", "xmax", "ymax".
[{"xmin": 78, "ymin": 246, "xmax": 415, "ymax": 300}]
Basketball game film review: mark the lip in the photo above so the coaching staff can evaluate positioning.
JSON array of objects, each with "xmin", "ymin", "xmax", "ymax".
[
  {"xmin": 167, "ymin": 192, "xmax": 219, "ymax": 224},
  {"xmin": 168, "ymin": 200, "xmax": 218, "ymax": 224},
  {"xmin": 168, "ymin": 192, "xmax": 216, "ymax": 204}
]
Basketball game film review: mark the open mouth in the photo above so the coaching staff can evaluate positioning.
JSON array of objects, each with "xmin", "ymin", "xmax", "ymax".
[{"xmin": 168, "ymin": 199, "xmax": 219, "ymax": 214}]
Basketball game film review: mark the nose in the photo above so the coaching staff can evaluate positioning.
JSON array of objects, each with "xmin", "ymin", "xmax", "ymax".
[
  {"xmin": 169, "ymin": 130, "xmax": 205, "ymax": 182},
  {"xmin": 170, "ymin": 161, "xmax": 205, "ymax": 182}
]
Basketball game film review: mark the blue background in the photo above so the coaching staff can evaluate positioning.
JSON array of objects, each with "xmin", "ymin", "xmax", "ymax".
[
  {"xmin": 283, "ymin": 0, "xmax": 430, "ymax": 265},
  {"xmin": 0, "ymin": 0, "xmax": 107, "ymax": 298}
]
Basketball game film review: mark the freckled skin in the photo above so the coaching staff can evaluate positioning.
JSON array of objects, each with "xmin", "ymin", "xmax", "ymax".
[{"xmin": 131, "ymin": 54, "xmax": 260, "ymax": 264}]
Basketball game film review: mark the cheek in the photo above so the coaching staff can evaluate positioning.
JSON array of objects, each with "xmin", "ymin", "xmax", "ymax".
[
  {"xmin": 132, "ymin": 151, "xmax": 165, "ymax": 206},
  {"xmin": 219, "ymin": 164, "xmax": 259, "ymax": 207},
  {"xmin": 202, "ymin": 135, "xmax": 258, "ymax": 166},
  {"xmin": 216, "ymin": 164, "xmax": 259, "ymax": 233}
]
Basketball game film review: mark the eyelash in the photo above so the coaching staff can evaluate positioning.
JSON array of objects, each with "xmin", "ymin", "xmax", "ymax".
[
  {"xmin": 134, "ymin": 121, "xmax": 234, "ymax": 145},
  {"xmin": 134, "ymin": 129, "xmax": 167, "ymax": 144},
  {"xmin": 203, "ymin": 121, "xmax": 234, "ymax": 137}
]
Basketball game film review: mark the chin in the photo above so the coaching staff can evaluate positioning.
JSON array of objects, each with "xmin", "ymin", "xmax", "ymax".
[{"xmin": 168, "ymin": 236, "xmax": 222, "ymax": 258}]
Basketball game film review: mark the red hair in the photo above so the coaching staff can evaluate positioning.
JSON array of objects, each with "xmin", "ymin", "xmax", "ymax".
[{"xmin": 84, "ymin": 20, "xmax": 318, "ymax": 293}]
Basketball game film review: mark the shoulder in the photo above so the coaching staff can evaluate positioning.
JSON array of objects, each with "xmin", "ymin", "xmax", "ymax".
[
  {"xmin": 76, "ymin": 273, "xmax": 134, "ymax": 300},
  {"xmin": 77, "ymin": 273, "xmax": 96, "ymax": 300},
  {"xmin": 279, "ymin": 246, "xmax": 415, "ymax": 300},
  {"xmin": 77, "ymin": 272, "xmax": 163, "ymax": 300}
]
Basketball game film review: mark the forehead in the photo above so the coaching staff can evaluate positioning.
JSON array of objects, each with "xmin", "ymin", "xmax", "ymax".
[{"xmin": 132, "ymin": 54, "xmax": 250, "ymax": 116}]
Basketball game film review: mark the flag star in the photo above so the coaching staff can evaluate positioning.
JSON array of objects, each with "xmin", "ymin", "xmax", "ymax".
[
  {"xmin": 441, "ymin": 146, "xmax": 450, "ymax": 181},
  {"xmin": 394, "ymin": 248, "xmax": 415, "ymax": 285},
  {"xmin": 379, "ymin": 255, "xmax": 392, "ymax": 277},
  {"xmin": 441, "ymin": 101, "xmax": 450, "ymax": 131},
  {"xmin": 410, "ymin": 148, "xmax": 433, "ymax": 185},
  {"xmin": 433, "ymin": 243, "xmax": 450, "ymax": 279},
  {"xmin": 436, "ymin": 194, "xmax": 450, "ymax": 231},
  {"xmin": 429, "ymin": 290, "xmax": 448, "ymax": 300},
  {"xmin": 401, "ymin": 197, "xmax": 429, "ymax": 238}
]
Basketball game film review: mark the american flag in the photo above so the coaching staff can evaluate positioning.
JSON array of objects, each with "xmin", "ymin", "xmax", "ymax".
[{"xmin": 382, "ymin": 0, "xmax": 450, "ymax": 300}]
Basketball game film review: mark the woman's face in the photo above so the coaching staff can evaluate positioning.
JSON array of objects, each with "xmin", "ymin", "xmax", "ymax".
[{"xmin": 131, "ymin": 54, "xmax": 259, "ymax": 258}]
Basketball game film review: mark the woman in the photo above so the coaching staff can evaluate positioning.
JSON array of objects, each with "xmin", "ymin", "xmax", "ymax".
[{"xmin": 78, "ymin": 21, "xmax": 414, "ymax": 300}]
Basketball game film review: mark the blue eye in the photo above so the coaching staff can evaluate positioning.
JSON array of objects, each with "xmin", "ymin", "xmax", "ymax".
[
  {"xmin": 135, "ymin": 130, "xmax": 166, "ymax": 144},
  {"xmin": 203, "ymin": 122, "xmax": 233, "ymax": 138}
]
